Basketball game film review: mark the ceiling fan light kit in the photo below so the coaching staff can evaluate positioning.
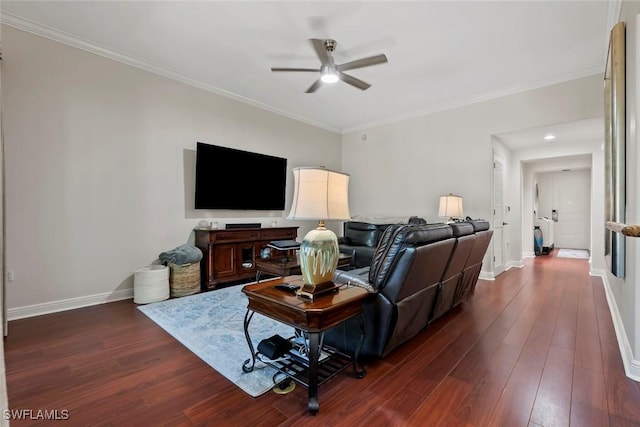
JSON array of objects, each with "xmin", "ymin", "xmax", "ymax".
[
  {"xmin": 271, "ymin": 38, "xmax": 388, "ymax": 93},
  {"xmin": 320, "ymin": 65, "xmax": 339, "ymax": 83}
]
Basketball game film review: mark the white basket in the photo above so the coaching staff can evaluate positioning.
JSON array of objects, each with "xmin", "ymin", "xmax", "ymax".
[{"xmin": 134, "ymin": 265, "xmax": 170, "ymax": 304}]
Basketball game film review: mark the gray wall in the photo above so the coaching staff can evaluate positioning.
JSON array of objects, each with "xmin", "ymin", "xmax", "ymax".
[
  {"xmin": 2, "ymin": 26, "xmax": 342, "ymax": 315},
  {"xmin": 341, "ymin": 74, "xmax": 603, "ymax": 276}
]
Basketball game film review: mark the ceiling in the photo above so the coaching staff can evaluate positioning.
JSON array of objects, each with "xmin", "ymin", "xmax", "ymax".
[
  {"xmin": 1, "ymin": 1, "xmax": 616, "ymax": 134},
  {"xmin": 523, "ymin": 154, "xmax": 593, "ymax": 173},
  {"xmin": 496, "ymin": 116, "xmax": 604, "ymax": 151}
]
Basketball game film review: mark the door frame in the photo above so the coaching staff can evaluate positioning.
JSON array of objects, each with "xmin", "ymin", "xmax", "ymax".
[{"xmin": 492, "ymin": 151, "xmax": 507, "ymax": 276}]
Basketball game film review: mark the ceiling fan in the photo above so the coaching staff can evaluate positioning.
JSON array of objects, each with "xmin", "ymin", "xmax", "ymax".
[{"xmin": 271, "ymin": 39, "xmax": 388, "ymax": 93}]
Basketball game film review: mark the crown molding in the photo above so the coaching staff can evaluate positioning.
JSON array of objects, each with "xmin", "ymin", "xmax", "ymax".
[
  {"xmin": 341, "ymin": 66, "xmax": 603, "ymax": 134},
  {"xmin": 0, "ymin": 11, "xmax": 608, "ymax": 136},
  {"xmin": 0, "ymin": 12, "xmax": 341, "ymax": 134}
]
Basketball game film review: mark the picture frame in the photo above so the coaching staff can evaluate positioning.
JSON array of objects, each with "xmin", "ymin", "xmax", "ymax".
[{"xmin": 604, "ymin": 21, "xmax": 626, "ymax": 278}]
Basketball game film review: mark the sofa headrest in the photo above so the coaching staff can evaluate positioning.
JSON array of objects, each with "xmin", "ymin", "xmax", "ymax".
[
  {"xmin": 450, "ymin": 222, "xmax": 474, "ymax": 237},
  {"xmin": 345, "ymin": 221, "xmax": 379, "ymax": 231},
  {"xmin": 466, "ymin": 219, "xmax": 490, "ymax": 232},
  {"xmin": 408, "ymin": 216, "xmax": 427, "ymax": 225},
  {"xmin": 343, "ymin": 221, "xmax": 382, "ymax": 247},
  {"xmin": 368, "ymin": 223, "xmax": 453, "ymax": 289},
  {"xmin": 397, "ymin": 224, "xmax": 453, "ymax": 245}
]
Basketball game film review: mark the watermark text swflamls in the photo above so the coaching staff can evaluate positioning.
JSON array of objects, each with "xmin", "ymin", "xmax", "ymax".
[{"xmin": 3, "ymin": 409, "xmax": 70, "ymax": 420}]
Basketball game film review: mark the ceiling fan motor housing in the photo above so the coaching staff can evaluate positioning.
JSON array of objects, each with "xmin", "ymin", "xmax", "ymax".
[{"xmin": 324, "ymin": 39, "xmax": 337, "ymax": 52}]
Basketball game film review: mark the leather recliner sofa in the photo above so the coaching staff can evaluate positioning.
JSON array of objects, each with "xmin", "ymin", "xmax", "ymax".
[
  {"xmin": 338, "ymin": 217, "xmax": 428, "ymax": 268},
  {"xmin": 326, "ymin": 220, "xmax": 492, "ymax": 359},
  {"xmin": 337, "ymin": 222, "xmax": 391, "ymax": 268}
]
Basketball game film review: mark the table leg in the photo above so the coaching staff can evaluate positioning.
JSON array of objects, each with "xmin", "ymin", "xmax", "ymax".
[
  {"xmin": 242, "ymin": 310, "xmax": 256, "ymax": 373},
  {"xmin": 307, "ymin": 332, "xmax": 321, "ymax": 415},
  {"xmin": 255, "ymin": 270, "xmax": 262, "ymax": 283},
  {"xmin": 353, "ymin": 313, "xmax": 367, "ymax": 378}
]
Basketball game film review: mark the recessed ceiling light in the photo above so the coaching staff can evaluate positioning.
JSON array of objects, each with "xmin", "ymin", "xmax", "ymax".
[{"xmin": 544, "ymin": 134, "xmax": 556, "ymax": 141}]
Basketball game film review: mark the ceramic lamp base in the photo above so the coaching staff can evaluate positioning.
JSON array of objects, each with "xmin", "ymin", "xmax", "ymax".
[{"xmin": 298, "ymin": 225, "xmax": 339, "ymax": 286}]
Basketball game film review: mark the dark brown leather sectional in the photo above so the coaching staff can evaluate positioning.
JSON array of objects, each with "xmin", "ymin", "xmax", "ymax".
[{"xmin": 326, "ymin": 220, "xmax": 492, "ymax": 359}]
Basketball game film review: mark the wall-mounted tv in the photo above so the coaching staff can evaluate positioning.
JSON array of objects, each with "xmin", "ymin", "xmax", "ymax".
[{"xmin": 195, "ymin": 142, "xmax": 287, "ymax": 210}]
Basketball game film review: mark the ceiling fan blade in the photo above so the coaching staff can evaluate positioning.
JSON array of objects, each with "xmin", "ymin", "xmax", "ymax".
[
  {"xmin": 271, "ymin": 67, "xmax": 319, "ymax": 72},
  {"xmin": 337, "ymin": 54, "xmax": 388, "ymax": 72},
  {"xmin": 339, "ymin": 72, "xmax": 371, "ymax": 91},
  {"xmin": 310, "ymin": 38, "xmax": 331, "ymax": 65},
  {"xmin": 305, "ymin": 79, "xmax": 323, "ymax": 93}
]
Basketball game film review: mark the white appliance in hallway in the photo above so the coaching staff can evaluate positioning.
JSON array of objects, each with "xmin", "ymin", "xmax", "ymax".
[{"xmin": 534, "ymin": 217, "xmax": 554, "ymax": 254}]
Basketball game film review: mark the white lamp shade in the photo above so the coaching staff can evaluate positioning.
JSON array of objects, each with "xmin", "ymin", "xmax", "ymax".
[
  {"xmin": 438, "ymin": 194, "xmax": 464, "ymax": 218},
  {"xmin": 287, "ymin": 167, "xmax": 351, "ymax": 220}
]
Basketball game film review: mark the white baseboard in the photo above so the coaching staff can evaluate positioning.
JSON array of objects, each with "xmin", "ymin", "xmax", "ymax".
[
  {"xmin": 590, "ymin": 269, "xmax": 640, "ymax": 381},
  {"xmin": 479, "ymin": 271, "xmax": 495, "ymax": 281},
  {"xmin": 590, "ymin": 268, "xmax": 607, "ymax": 278},
  {"xmin": 506, "ymin": 260, "xmax": 525, "ymax": 270},
  {"xmin": 7, "ymin": 288, "xmax": 134, "ymax": 321},
  {"xmin": 522, "ymin": 251, "xmax": 535, "ymax": 258}
]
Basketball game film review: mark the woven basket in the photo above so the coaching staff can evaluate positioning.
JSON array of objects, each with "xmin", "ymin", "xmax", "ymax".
[{"xmin": 168, "ymin": 262, "xmax": 201, "ymax": 297}]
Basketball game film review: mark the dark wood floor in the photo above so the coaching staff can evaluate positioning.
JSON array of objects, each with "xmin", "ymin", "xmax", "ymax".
[{"xmin": 5, "ymin": 253, "xmax": 640, "ymax": 426}]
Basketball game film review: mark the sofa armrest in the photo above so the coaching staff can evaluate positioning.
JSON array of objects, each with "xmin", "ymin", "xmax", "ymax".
[{"xmin": 333, "ymin": 268, "xmax": 376, "ymax": 293}]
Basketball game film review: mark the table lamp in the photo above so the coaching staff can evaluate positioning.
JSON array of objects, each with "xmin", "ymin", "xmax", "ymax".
[
  {"xmin": 438, "ymin": 193, "xmax": 464, "ymax": 223},
  {"xmin": 287, "ymin": 167, "xmax": 350, "ymax": 299}
]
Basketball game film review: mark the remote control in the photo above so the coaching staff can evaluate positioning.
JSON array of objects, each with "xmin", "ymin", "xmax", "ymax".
[{"xmin": 275, "ymin": 283, "xmax": 300, "ymax": 292}]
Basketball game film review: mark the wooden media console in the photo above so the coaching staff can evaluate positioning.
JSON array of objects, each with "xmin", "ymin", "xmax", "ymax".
[{"xmin": 194, "ymin": 226, "xmax": 298, "ymax": 290}]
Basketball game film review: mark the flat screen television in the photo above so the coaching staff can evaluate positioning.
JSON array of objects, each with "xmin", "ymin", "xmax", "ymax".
[{"xmin": 194, "ymin": 142, "xmax": 287, "ymax": 210}]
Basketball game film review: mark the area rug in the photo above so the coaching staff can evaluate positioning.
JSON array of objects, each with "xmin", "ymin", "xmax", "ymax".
[
  {"xmin": 557, "ymin": 248, "xmax": 590, "ymax": 259},
  {"xmin": 138, "ymin": 284, "xmax": 295, "ymax": 397}
]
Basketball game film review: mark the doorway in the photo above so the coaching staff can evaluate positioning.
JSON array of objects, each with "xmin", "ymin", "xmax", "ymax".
[
  {"xmin": 537, "ymin": 169, "xmax": 591, "ymax": 250},
  {"xmin": 523, "ymin": 155, "xmax": 594, "ymax": 261},
  {"xmin": 493, "ymin": 118, "xmax": 601, "ymax": 273}
]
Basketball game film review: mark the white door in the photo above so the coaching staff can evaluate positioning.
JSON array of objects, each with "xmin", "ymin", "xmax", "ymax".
[
  {"xmin": 552, "ymin": 170, "xmax": 590, "ymax": 249},
  {"xmin": 493, "ymin": 153, "xmax": 505, "ymax": 275}
]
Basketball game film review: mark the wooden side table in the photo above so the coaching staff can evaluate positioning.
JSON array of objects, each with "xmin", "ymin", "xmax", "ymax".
[{"xmin": 241, "ymin": 276, "xmax": 368, "ymax": 415}]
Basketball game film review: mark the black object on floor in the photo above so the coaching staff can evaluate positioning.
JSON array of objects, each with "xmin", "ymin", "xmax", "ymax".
[
  {"xmin": 273, "ymin": 379, "xmax": 295, "ymax": 395},
  {"xmin": 257, "ymin": 334, "xmax": 292, "ymax": 360}
]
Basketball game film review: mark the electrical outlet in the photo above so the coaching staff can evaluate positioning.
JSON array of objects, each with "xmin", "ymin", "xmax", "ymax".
[{"xmin": 6, "ymin": 269, "xmax": 14, "ymax": 282}]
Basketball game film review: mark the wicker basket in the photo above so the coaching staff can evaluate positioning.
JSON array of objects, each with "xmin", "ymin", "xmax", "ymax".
[{"xmin": 168, "ymin": 262, "xmax": 201, "ymax": 297}]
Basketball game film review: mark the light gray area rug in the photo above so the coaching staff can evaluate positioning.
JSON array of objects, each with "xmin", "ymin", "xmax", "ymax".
[
  {"xmin": 138, "ymin": 284, "xmax": 295, "ymax": 397},
  {"xmin": 557, "ymin": 248, "xmax": 590, "ymax": 259}
]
